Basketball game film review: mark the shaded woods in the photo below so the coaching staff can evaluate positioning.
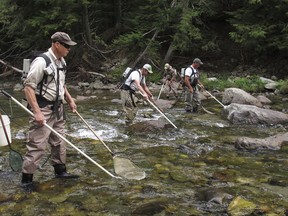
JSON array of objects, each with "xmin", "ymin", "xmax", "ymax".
[{"xmin": 0, "ymin": 0, "xmax": 288, "ymax": 82}]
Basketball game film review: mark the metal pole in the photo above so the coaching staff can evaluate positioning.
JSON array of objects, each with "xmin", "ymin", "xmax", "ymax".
[
  {"xmin": 1, "ymin": 90, "xmax": 121, "ymax": 179},
  {"xmin": 138, "ymin": 91, "xmax": 177, "ymax": 128}
]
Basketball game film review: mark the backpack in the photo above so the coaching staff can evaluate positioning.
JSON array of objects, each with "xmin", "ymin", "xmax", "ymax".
[
  {"xmin": 117, "ymin": 67, "xmax": 135, "ymax": 89},
  {"xmin": 182, "ymin": 66, "xmax": 198, "ymax": 87},
  {"xmin": 22, "ymin": 52, "xmax": 51, "ymax": 81},
  {"xmin": 21, "ymin": 52, "xmax": 53, "ymax": 108}
]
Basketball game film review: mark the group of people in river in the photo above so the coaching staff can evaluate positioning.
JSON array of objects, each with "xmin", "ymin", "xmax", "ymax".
[
  {"xmin": 18, "ymin": 31, "xmax": 205, "ymax": 189},
  {"xmin": 120, "ymin": 58, "xmax": 205, "ymax": 124}
]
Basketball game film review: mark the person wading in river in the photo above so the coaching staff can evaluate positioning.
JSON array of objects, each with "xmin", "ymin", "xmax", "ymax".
[
  {"xmin": 163, "ymin": 63, "xmax": 178, "ymax": 99},
  {"xmin": 184, "ymin": 58, "xmax": 204, "ymax": 113},
  {"xmin": 22, "ymin": 32, "xmax": 79, "ymax": 187},
  {"xmin": 120, "ymin": 64, "xmax": 154, "ymax": 125}
]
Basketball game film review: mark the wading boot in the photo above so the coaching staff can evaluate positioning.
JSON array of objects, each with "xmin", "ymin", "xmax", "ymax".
[
  {"xmin": 192, "ymin": 106, "xmax": 198, "ymax": 113},
  {"xmin": 53, "ymin": 164, "xmax": 79, "ymax": 179},
  {"xmin": 21, "ymin": 173, "xmax": 33, "ymax": 184},
  {"xmin": 21, "ymin": 173, "xmax": 37, "ymax": 192}
]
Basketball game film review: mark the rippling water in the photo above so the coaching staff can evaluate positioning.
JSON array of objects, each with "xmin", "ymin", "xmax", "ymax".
[{"xmin": 0, "ymin": 88, "xmax": 288, "ymax": 215}]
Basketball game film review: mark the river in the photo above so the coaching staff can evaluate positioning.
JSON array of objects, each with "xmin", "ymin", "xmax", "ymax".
[{"xmin": 0, "ymin": 86, "xmax": 288, "ymax": 215}]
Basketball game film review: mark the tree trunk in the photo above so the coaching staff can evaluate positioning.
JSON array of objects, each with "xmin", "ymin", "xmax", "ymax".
[
  {"xmin": 82, "ymin": 4, "xmax": 92, "ymax": 45},
  {"xmin": 114, "ymin": 0, "xmax": 122, "ymax": 29},
  {"xmin": 131, "ymin": 29, "xmax": 160, "ymax": 68},
  {"xmin": 162, "ymin": 42, "xmax": 175, "ymax": 68}
]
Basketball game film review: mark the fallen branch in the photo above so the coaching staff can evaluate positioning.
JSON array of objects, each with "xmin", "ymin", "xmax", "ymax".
[
  {"xmin": 0, "ymin": 59, "xmax": 23, "ymax": 74},
  {"xmin": 78, "ymin": 67, "xmax": 106, "ymax": 78},
  {"xmin": 87, "ymin": 71, "xmax": 106, "ymax": 78}
]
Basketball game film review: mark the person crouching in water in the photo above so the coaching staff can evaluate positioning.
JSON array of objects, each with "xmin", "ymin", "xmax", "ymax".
[
  {"xmin": 120, "ymin": 64, "xmax": 154, "ymax": 125},
  {"xmin": 163, "ymin": 63, "xmax": 178, "ymax": 99},
  {"xmin": 184, "ymin": 58, "xmax": 204, "ymax": 113}
]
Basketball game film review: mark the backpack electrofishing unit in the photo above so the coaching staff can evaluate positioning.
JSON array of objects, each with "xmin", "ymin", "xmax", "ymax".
[{"xmin": 181, "ymin": 66, "xmax": 198, "ymax": 87}]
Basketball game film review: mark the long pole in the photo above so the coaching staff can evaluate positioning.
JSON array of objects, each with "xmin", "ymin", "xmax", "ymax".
[
  {"xmin": 138, "ymin": 91, "xmax": 177, "ymax": 128},
  {"xmin": 157, "ymin": 82, "xmax": 165, "ymax": 100},
  {"xmin": 75, "ymin": 110, "xmax": 114, "ymax": 155},
  {"xmin": 1, "ymin": 90, "xmax": 121, "ymax": 179},
  {"xmin": 198, "ymin": 86, "xmax": 226, "ymax": 108}
]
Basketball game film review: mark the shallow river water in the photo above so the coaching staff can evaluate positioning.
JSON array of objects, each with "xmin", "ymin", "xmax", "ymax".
[{"xmin": 0, "ymin": 87, "xmax": 288, "ymax": 215}]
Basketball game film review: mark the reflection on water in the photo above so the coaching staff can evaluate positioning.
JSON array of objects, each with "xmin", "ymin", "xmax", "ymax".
[{"xmin": 0, "ymin": 88, "xmax": 288, "ymax": 215}]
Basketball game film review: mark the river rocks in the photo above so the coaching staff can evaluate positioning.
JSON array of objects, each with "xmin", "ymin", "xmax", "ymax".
[
  {"xmin": 154, "ymin": 99, "xmax": 177, "ymax": 110},
  {"xmin": 235, "ymin": 132, "xmax": 288, "ymax": 150},
  {"xmin": 259, "ymin": 77, "xmax": 275, "ymax": 84},
  {"xmin": 78, "ymin": 82, "xmax": 90, "ymax": 88},
  {"xmin": 264, "ymin": 82, "xmax": 278, "ymax": 91},
  {"xmin": 228, "ymin": 196, "xmax": 257, "ymax": 216},
  {"xmin": 256, "ymin": 95, "xmax": 272, "ymax": 105},
  {"xmin": 222, "ymin": 103, "xmax": 288, "ymax": 125},
  {"xmin": 222, "ymin": 88, "xmax": 263, "ymax": 107},
  {"xmin": 75, "ymin": 95, "xmax": 98, "ymax": 101},
  {"xmin": 13, "ymin": 83, "xmax": 23, "ymax": 91},
  {"xmin": 202, "ymin": 189, "xmax": 233, "ymax": 205},
  {"xmin": 127, "ymin": 119, "xmax": 172, "ymax": 134},
  {"xmin": 132, "ymin": 200, "xmax": 166, "ymax": 215}
]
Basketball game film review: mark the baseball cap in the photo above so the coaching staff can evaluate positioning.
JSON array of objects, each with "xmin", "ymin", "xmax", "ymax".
[
  {"xmin": 193, "ymin": 58, "xmax": 203, "ymax": 65},
  {"xmin": 164, "ymin": 63, "xmax": 170, "ymax": 70},
  {"xmin": 143, "ymin": 64, "xmax": 153, "ymax": 74},
  {"xmin": 51, "ymin": 32, "xmax": 77, "ymax": 46}
]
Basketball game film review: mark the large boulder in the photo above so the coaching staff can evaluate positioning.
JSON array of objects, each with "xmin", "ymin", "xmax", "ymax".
[
  {"xmin": 235, "ymin": 132, "xmax": 288, "ymax": 150},
  {"xmin": 127, "ymin": 119, "xmax": 172, "ymax": 134},
  {"xmin": 154, "ymin": 99, "xmax": 177, "ymax": 110},
  {"xmin": 222, "ymin": 103, "xmax": 288, "ymax": 125},
  {"xmin": 222, "ymin": 88, "xmax": 263, "ymax": 107}
]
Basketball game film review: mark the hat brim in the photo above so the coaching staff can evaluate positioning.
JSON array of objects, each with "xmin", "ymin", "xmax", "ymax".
[{"xmin": 63, "ymin": 40, "xmax": 77, "ymax": 46}]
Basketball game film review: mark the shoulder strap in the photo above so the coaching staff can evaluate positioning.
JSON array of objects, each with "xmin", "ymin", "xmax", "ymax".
[
  {"xmin": 125, "ymin": 68, "xmax": 134, "ymax": 79},
  {"xmin": 37, "ymin": 53, "xmax": 52, "ymax": 96},
  {"xmin": 128, "ymin": 69, "xmax": 141, "ymax": 86},
  {"xmin": 190, "ymin": 67, "xmax": 196, "ymax": 76},
  {"xmin": 38, "ymin": 53, "xmax": 51, "ymax": 67}
]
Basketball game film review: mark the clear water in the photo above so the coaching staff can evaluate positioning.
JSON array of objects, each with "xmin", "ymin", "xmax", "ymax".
[{"xmin": 0, "ymin": 88, "xmax": 288, "ymax": 215}]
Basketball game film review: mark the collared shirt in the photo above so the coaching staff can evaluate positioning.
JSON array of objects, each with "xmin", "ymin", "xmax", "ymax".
[
  {"xmin": 124, "ymin": 70, "xmax": 146, "ymax": 91},
  {"xmin": 185, "ymin": 66, "xmax": 199, "ymax": 79},
  {"xmin": 24, "ymin": 48, "xmax": 67, "ymax": 101}
]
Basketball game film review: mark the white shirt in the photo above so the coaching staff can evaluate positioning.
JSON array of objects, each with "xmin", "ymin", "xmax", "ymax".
[
  {"xmin": 124, "ymin": 70, "xmax": 146, "ymax": 91},
  {"xmin": 185, "ymin": 66, "xmax": 198, "ymax": 79}
]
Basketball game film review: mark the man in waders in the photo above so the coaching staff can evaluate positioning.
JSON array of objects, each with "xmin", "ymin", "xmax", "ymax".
[
  {"xmin": 22, "ymin": 32, "xmax": 79, "ymax": 187},
  {"xmin": 184, "ymin": 58, "xmax": 204, "ymax": 113},
  {"xmin": 163, "ymin": 63, "xmax": 178, "ymax": 99},
  {"xmin": 120, "ymin": 64, "xmax": 154, "ymax": 124}
]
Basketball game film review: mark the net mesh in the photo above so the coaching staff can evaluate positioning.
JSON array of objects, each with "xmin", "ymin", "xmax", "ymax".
[
  {"xmin": 113, "ymin": 156, "xmax": 146, "ymax": 180},
  {"xmin": 9, "ymin": 151, "xmax": 23, "ymax": 172}
]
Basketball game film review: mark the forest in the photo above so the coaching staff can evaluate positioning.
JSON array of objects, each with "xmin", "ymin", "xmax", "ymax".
[{"xmin": 0, "ymin": 0, "xmax": 288, "ymax": 82}]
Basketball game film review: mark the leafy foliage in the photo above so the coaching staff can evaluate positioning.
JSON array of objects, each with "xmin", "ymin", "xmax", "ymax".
[{"xmin": 0, "ymin": 0, "xmax": 288, "ymax": 80}]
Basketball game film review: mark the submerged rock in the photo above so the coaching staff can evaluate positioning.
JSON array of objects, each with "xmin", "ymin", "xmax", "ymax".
[
  {"xmin": 127, "ymin": 119, "xmax": 172, "ymax": 133},
  {"xmin": 222, "ymin": 103, "xmax": 288, "ymax": 125},
  {"xmin": 202, "ymin": 189, "xmax": 233, "ymax": 205},
  {"xmin": 235, "ymin": 132, "xmax": 288, "ymax": 150},
  {"xmin": 154, "ymin": 99, "xmax": 177, "ymax": 110},
  {"xmin": 132, "ymin": 200, "xmax": 166, "ymax": 215},
  {"xmin": 228, "ymin": 196, "xmax": 257, "ymax": 216}
]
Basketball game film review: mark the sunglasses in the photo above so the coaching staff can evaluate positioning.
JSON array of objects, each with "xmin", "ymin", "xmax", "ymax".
[{"xmin": 58, "ymin": 42, "xmax": 71, "ymax": 49}]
